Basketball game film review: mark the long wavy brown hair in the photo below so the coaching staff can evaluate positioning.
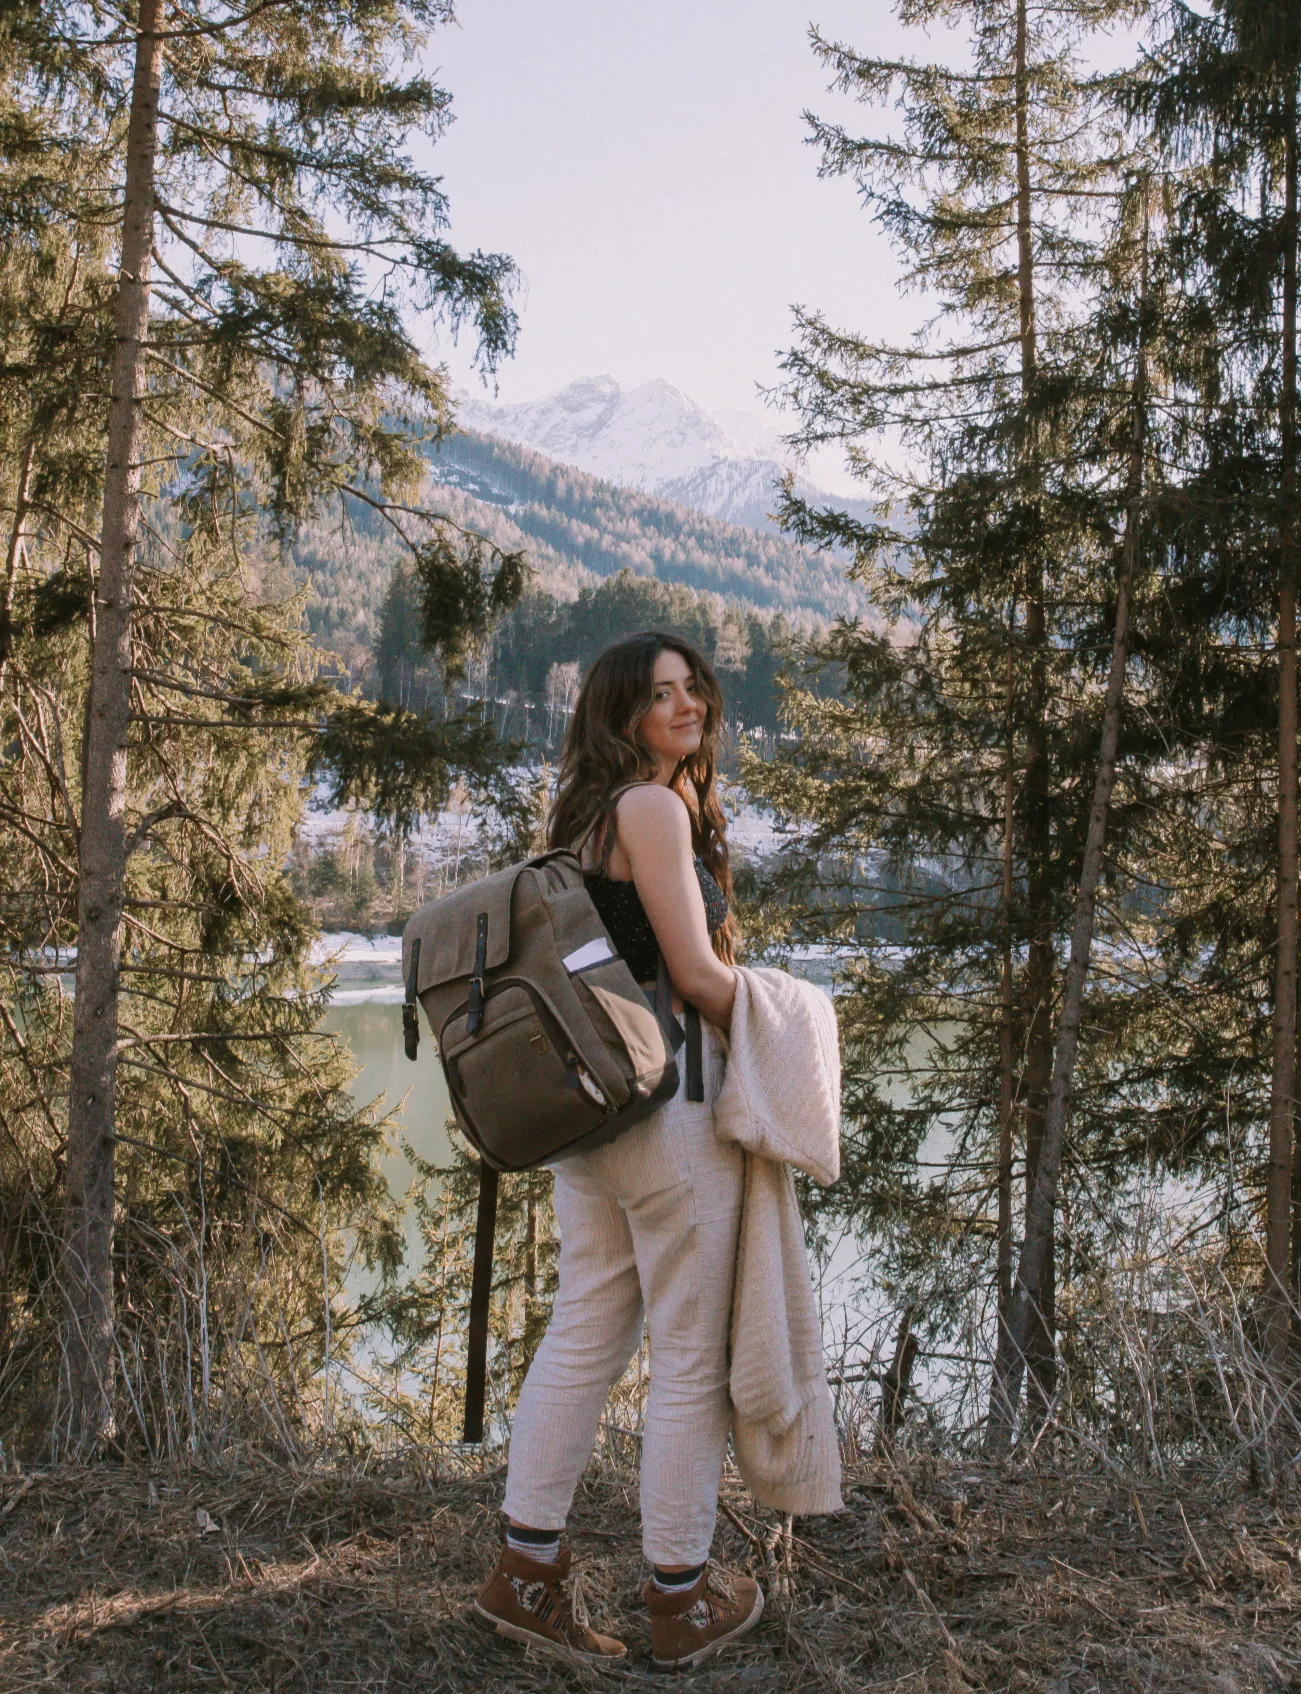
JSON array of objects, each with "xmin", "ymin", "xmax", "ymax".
[{"xmin": 547, "ymin": 631, "xmax": 735, "ymax": 962}]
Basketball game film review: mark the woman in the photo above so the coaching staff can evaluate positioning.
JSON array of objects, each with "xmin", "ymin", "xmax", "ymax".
[{"xmin": 474, "ymin": 631, "xmax": 764, "ymax": 1670}]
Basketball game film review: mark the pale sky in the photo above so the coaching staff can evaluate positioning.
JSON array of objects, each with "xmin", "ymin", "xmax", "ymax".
[{"xmin": 429, "ymin": 0, "xmax": 921, "ymax": 436}]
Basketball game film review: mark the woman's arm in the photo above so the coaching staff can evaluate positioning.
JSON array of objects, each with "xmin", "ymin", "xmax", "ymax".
[{"xmin": 615, "ymin": 785, "xmax": 736, "ymax": 1030}]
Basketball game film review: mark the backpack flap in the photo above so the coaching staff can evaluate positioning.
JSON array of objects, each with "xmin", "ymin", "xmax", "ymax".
[
  {"xmin": 399, "ymin": 870, "xmax": 520, "ymax": 1065},
  {"xmin": 402, "ymin": 868, "xmax": 517, "ymax": 998}
]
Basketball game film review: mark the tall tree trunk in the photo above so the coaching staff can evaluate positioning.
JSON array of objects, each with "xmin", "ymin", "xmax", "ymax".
[
  {"xmin": 61, "ymin": 0, "xmax": 164, "ymax": 1454},
  {"xmin": 0, "ymin": 439, "xmax": 35, "ymax": 692},
  {"xmin": 990, "ymin": 207, "xmax": 1151, "ymax": 1449},
  {"xmin": 1274, "ymin": 94, "xmax": 1300, "ymax": 1372},
  {"xmin": 1292, "ymin": 1019, "xmax": 1301, "ymax": 1324},
  {"xmin": 1021, "ymin": 649, "xmax": 1055, "ymax": 1420},
  {"xmin": 997, "ymin": 637, "xmax": 1016, "ymax": 1336},
  {"xmin": 1012, "ymin": 0, "xmax": 1056, "ymax": 1420},
  {"xmin": 525, "ymin": 1193, "xmax": 538, "ymax": 1304}
]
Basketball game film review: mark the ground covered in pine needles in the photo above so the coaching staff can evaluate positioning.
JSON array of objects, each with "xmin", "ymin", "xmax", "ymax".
[{"xmin": 1, "ymin": 1450, "xmax": 1299, "ymax": 1692}]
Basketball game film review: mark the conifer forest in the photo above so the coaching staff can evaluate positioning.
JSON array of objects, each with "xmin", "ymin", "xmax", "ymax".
[{"xmin": 7, "ymin": 1, "xmax": 1301, "ymax": 1690}]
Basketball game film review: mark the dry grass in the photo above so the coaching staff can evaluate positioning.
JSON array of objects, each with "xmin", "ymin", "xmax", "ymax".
[{"xmin": 0, "ymin": 1450, "xmax": 1299, "ymax": 1692}]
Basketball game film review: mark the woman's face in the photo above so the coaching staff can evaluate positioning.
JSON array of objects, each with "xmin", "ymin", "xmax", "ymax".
[{"xmin": 638, "ymin": 648, "xmax": 707, "ymax": 776}]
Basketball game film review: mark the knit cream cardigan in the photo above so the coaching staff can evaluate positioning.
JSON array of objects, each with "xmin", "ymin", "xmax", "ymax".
[{"xmin": 714, "ymin": 965, "xmax": 844, "ymax": 1517}]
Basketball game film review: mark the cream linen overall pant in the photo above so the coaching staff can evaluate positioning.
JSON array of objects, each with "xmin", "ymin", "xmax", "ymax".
[{"xmin": 502, "ymin": 1022, "xmax": 742, "ymax": 1565}]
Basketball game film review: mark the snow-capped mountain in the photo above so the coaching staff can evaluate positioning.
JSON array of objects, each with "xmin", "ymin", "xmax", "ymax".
[
  {"xmin": 455, "ymin": 375, "xmax": 737, "ymax": 490},
  {"xmin": 455, "ymin": 375, "xmax": 826, "ymax": 533}
]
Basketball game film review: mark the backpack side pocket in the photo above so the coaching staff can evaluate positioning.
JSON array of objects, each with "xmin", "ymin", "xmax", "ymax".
[{"xmin": 569, "ymin": 957, "xmax": 673, "ymax": 1098}]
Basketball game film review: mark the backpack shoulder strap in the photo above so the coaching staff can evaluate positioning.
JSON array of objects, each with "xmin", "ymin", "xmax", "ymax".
[{"xmin": 463, "ymin": 1160, "xmax": 499, "ymax": 1443}]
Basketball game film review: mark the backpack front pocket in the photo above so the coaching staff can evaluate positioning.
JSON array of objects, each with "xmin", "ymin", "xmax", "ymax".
[{"xmin": 440, "ymin": 980, "xmax": 613, "ymax": 1168}]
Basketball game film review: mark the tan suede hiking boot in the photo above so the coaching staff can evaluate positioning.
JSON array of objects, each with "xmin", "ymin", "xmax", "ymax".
[
  {"xmin": 474, "ymin": 1542, "xmax": 627, "ymax": 1664},
  {"xmin": 645, "ymin": 1561, "xmax": 765, "ymax": 1671}
]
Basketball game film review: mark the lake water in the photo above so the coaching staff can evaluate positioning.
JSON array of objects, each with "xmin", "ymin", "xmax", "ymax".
[
  {"xmin": 313, "ymin": 936, "xmax": 454, "ymax": 1208},
  {"xmin": 320, "ymin": 1000, "xmax": 453, "ymax": 1199},
  {"xmin": 320, "ymin": 995, "xmax": 454, "ymax": 1303}
]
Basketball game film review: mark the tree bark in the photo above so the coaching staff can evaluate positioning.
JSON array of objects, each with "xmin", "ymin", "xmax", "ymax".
[
  {"xmin": 0, "ymin": 439, "xmax": 35, "ymax": 692},
  {"xmin": 877, "ymin": 1310, "xmax": 918, "ymax": 1456},
  {"xmin": 61, "ymin": 0, "xmax": 164, "ymax": 1454},
  {"xmin": 990, "ymin": 205, "xmax": 1151, "ymax": 1450},
  {"xmin": 1274, "ymin": 94, "xmax": 1300, "ymax": 1372},
  {"xmin": 997, "ymin": 637, "xmax": 1016, "ymax": 1336},
  {"xmin": 1292, "ymin": 1018, "xmax": 1301, "ymax": 1324},
  {"xmin": 1011, "ymin": 0, "xmax": 1057, "ymax": 1421},
  {"xmin": 524, "ymin": 1192, "xmax": 538, "ymax": 1304}
]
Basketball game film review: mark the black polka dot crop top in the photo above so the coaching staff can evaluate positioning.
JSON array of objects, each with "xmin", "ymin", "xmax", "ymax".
[{"xmin": 585, "ymin": 857, "xmax": 728, "ymax": 985}]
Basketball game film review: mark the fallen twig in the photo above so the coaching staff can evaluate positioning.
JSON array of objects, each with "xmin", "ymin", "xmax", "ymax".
[
  {"xmin": 902, "ymin": 1565, "xmax": 960, "ymax": 1656},
  {"xmin": 0, "ymin": 1476, "xmax": 36, "ymax": 1519},
  {"xmin": 1177, "ymin": 1500, "xmax": 1217, "ymax": 1589}
]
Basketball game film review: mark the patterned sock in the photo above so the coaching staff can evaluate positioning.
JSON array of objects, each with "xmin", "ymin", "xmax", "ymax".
[
  {"xmin": 506, "ymin": 1524, "xmax": 561, "ymax": 1563},
  {"xmin": 652, "ymin": 1560, "xmax": 706, "ymax": 1593}
]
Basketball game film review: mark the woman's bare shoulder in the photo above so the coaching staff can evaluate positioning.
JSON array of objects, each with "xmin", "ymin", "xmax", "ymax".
[{"xmin": 615, "ymin": 783, "xmax": 691, "ymax": 839}]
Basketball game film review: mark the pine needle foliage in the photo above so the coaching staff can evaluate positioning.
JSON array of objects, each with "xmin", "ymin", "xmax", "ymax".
[
  {"xmin": 748, "ymin": 0, "xmax": 1198, "ymax": 1433},
  {"xmin": 1124, "ymin": 0, "xmax": 1301, "ymax": 1371},
  {"xmin": 0, "ymin": 0, "xmax": 527, "ymax": 1455}
]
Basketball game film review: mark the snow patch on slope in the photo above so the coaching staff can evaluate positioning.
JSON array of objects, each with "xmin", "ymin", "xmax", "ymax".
[{"xmin": 658, "ymin": 457, "xmax": 789, "ymax": 531}]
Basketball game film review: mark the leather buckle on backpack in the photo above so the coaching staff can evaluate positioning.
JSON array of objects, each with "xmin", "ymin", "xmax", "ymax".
[
  {"xmin": 466, "ymin": 912, "xmax": 489, "ymax": 1035},
  {"xmin": 402, "ymin": 999, "xmax": 420, "ymax": 1061},
  {"xmin": 402, "ymin": 937, "xmax": 421, "ymax": 1060}
]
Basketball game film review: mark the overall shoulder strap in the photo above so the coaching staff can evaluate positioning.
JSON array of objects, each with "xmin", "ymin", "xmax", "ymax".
[
  {"xmin": 572, "ymin": 782, "xmax": 653, "ymax": 870},
  {"xmin": 604, "ymin": 779, "xmax": 658, "ymax": 810}
]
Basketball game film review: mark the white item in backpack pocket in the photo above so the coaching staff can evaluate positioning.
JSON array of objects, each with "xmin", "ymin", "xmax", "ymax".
[{"xmin": 563, "ymin": 938, "xmax": 614, "ymax": 973}]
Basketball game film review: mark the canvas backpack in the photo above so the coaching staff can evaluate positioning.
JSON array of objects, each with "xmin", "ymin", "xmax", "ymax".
[
  {"xmin": 400, "ymin": 840, "xmax": 699, "ymax": 1439},
  {"xmin": 399, "ymin": 845, "xmax": 687, "ymax": 1165}
]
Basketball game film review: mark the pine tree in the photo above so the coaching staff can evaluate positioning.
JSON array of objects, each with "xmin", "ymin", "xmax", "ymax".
[
  {"xmin": 4, "ymin": 0, "xmax": 525, "ymax": 1451},
  {"xmin": 1134, "ymin": 0, "xmax": 1301, "ymax": 1375},
  {"xmin": 754, "ymin": 0, "xmax": 1168, "ymax": 1434},
  {"xmin": 990, "ymin": 181, "xmax": 1163, "ymax": 1441},
  {"xmin": 376, "ymin": 563, "xmax": 443, "ymax": 712}
]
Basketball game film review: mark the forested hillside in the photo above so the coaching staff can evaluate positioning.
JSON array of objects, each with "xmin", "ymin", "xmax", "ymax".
[
  {"xmin": 292, "ymin": 428, "xmax": 867, "ymax": 679},
  {"xmin": 373, "ymin": 564, "xmax": 806, "ymax": 740}
]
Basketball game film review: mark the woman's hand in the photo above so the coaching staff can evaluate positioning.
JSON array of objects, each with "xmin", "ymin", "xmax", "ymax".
[{"xmin": 614, "ymin": 785, "xmax": 736, "ymax": 1030}]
